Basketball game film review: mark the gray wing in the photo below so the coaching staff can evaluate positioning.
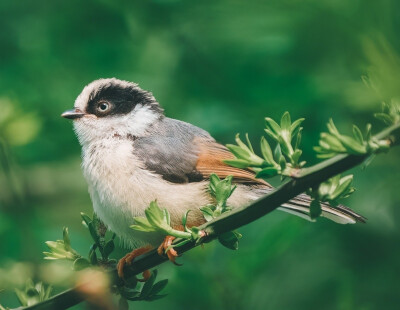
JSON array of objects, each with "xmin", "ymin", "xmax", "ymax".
[{"xmin": 132, "ymin": 117, "xmax": 214, "ymax": 183}]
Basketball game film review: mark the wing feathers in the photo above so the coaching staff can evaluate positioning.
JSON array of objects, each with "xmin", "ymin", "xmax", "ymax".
[{"xmin": 194, "ymin": 138, "xmax": 269, "ymax": 186}]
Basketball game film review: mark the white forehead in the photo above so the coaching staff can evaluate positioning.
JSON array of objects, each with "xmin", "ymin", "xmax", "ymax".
[{"xmin": 74, "ymin": 78, "xmax": 138, "ymax": 111}]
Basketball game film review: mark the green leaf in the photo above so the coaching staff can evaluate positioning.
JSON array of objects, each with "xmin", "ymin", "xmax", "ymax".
[
  {"xmin": 265, "ymin": 117, "xmax": 281, "ymax": 135},
  {"xmin": 208, "ymin": 173, "xmax": 220, "ymax": 193},
  {"xmin": 279, "ymin": 155, "xmax": 286, "ymax": 171},
  {"xmin": 292, "ymin": 149, "xmax": 302, "ymax": 165},
  {"xmin": 181, "ymin": 210, "xmax": 189, "ymax": 228},
  {"xmin": 225, "ymin": 144, "xmax": 250, "ymax": 159},
  {"xmin": 62, "ymin": 227, "xmax": 71, "ymax": 251},
  {"xmin": 213, "ymin": 175, "xmax": 235, "ymax": 207},
  {"xmin": 223, "ymin": 159, "xmax": 250, "ymax": 168},
  {"xmin": 352, "ymin": 125, "xmax": 364, "ymax": 145},
  {"xmin": 280, "ymin": 111, "xmax": 291, "ymax": 131},
  {"xmin": 319, "ymin": 133, "xmax": 346, "ymax": 152},
  {"xmin": 264, "ymin": 128, "xmax": 279, "ymax": 141},
  {"xmin": 336, "ymin": 135, "xmax": 366, "ymax": 154},
  {"xmin": 140, "ymin": 271, "xmax": 156, "ymax": 299},
  {"xmin": 123, "ymin": 290, "xmax": 141, "ymax": 301},
  {"xmin": 132, "ymin": 201, "xmax": 191, "ymax": 239},
  {"xmin": 163, "ymin": 209, "xmax": 171, "ymax": 226},
  {"xmin": 44, "ymin": 241, "xmax": 63, "ymax": 252},
  {"xmin": 44, "ymin": 237, "xmax": 79, "ymax": 261},
  {"xmin": 149, "ymin": 279, "xmax": 168, "ymax": 296},
  {"xmin": 290, "ymin": 118, "xmax": 305, "ymax": 135},
  {"xmin": 130, "ymin": 217, "xmax": 156, "ymax": 232},
  {"xmin": 327, "ymin": 118, "xmax": 340, "ymax": 136},
  {"xmin": 278, "ymin": 135, "xmax": 291, "ymax": 156},
  {"xmin": 234, "ymin": 134, "xmax": 252, "ymax": 154},
  {"xmin": 255, "ymin": 167, "xmax": 278, "ymax": 178},
  {"xmin": 145, "ymin": 201, "xmax": 165, "ymax": 227},
  {"xmin": 366, "ymin": 123, "xmax": 372, "ymax": 142},
  {"xmin": 89, "ymin": 247, "xmax": 98, "ymax": 265},
  {"xmin": 314, "ymin": 148, "xmax": 336, "ymax": 159},
  {"xmin": 218, "ymin": 231, "xmax": 242, "ymax": 250},
  {"xmin": 309, "ymin": 200, "xmax": 322, "ymax": 219},
  {"xmin": 330, "ymin": 175, "xmax": 354, "ymax": 200},
  {"xmin": 103, "ymin": 240, "xmax": 115, "ymax": 258},
  {"xmin": 80, "ymin": 212, "xmax": 92, "ymax": 227},
  {"xmin": 73, "ymin": 258, "xmax": 90, "ymax": 271},
  {"xmin": 374, "ymin": 113, "xmax": 393, "ymax": 125},
  {"xmin": 42, "ymin": 284, "xmax": 52, "ymax": 301},
  {"xmin": 294, "ymin": 127, "xmax": 303, "ymax": 150},
  {"xmin": 146, "ymin": 294, "xmax": 168, "ymax": 301},
  {"xmin": 245, "ymin": 133, "xmax": 254, "ymax": 153},
  {"xmin": 88, "ymin": 222, "xmax": 100, "ymax": 245},
  {"xmin": 274, "ymin": 143, "xmax": 282, "ymax": 159},
  {"xmin": 15, "ymin": 288, "xmax": 28, "ymax": 306},
  {"xmin": 200, "ymin": 206, "xmax": 214, "ymax": 221},
  {"xmin": 260, "ymin": 137, "xmax": 275, "ymax": 164}
]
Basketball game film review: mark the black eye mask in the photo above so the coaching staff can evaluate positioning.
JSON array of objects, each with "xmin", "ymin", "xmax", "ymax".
[{"xmin": 86, "ymin": 83, "xmax": 160, "ymax": 117}]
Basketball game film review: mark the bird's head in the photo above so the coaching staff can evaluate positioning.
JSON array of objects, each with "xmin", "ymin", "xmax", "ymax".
[{"xmin": 62, "ymin": 78, "xmax": 163, "ymax": 145}]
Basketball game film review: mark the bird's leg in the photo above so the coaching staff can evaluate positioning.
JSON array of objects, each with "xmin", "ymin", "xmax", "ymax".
[
  {"xmin": 117, "ymin": 245, "xmax": 153, "ymax": 281},
  {"xmin": 157, "ymin": 225, "xmax": 184, "ymax": 265}
]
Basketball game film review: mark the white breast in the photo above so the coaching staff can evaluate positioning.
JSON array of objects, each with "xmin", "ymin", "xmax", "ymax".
[{"xmin": 81, "ymin": 138, "xmax": 211, "ymax": 248}]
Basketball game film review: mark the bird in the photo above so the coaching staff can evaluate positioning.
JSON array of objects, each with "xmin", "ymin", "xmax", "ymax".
[{"xmin": 62, "ymin": 78, "xmax": 366, "ymax": 279}]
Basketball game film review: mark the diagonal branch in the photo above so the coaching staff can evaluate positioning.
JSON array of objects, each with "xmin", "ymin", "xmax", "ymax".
[{"xmin": 16, "ymin": 123, "xmax": 400, "ymax": 310}]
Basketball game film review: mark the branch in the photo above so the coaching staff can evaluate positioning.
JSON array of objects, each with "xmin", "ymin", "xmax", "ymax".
[
  {"xmin": 17, "ymin": 123, "xmax": 400, "ymax": 310},
  {"xmin": 12, "ymin": 288, "xmax": 82, "ymax": 310}
]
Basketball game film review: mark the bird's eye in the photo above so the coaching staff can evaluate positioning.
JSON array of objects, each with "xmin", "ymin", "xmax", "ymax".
[{"xmin": 97, "ymin": 102, "xmax": 110, "ymax": 113}]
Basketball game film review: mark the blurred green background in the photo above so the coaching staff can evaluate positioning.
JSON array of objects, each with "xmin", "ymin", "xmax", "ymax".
[{"xmin": 1, "ymin": 0, "xmax": 400, "ymax": 309}]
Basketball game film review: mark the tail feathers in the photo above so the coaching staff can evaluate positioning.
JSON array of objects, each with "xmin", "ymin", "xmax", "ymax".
[{"xmin": 279, "ymin": 193, "xmax": 367, "ymax": 224}]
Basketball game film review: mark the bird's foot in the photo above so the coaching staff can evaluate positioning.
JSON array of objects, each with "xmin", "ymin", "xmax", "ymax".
[
  {"xmin": 117, "ymin": 245, "xmax": 153, "ymax": 281},
  {"xmin": 157, "ymin": 235, "xmax": 181, "ymax": 266}
]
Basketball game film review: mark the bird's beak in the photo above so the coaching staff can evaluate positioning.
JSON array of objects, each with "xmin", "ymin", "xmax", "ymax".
[{"xmin": 61, "ymin": 108, "xmax": 85, "ymax": 120}]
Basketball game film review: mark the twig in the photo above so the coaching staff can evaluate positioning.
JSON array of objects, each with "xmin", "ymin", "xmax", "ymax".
[
  {"xmin": 12, "ymin": 288, "xmax": 82, "ymax": 310},
  {"xmin": 16, "ymin": 123, "xmax": 400, "ymax": 310}
]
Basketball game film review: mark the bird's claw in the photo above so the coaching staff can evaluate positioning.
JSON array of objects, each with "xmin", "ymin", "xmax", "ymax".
[
  {"xmin": 157, "ymin": 235, "xmax": 182, "ymax": 266},
  {"xmin": 117, "ymin": 245, "xmax": 153, "ymax": 281}
]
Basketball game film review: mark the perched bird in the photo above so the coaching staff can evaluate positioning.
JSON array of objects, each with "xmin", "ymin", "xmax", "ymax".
[{"xmin": 62, "ymin": 78, "xmax": 365, "ymax": 278}]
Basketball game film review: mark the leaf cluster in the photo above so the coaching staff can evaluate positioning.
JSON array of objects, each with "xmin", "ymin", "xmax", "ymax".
[
  {"xmin": 44, "ymin": 213, "xmax": 117, "ymax": 271},
  {"xmin": 130, "ymin": 201, "xmax": 192, "ymax": 240},
  {"xmin": 14, "ymin": 280, "xmax": 52, "ymax": 308},
  {"xmin": 375, "ymin": 100, "xmax": 400, "ymax": 125},
  {"xmin": 81, "ymin": 213, "xmax": 116, "ymax": 267},
  {"xmin": 118, "ymin": 270, "xmax": 168, "ymax": 309},
  {"xmin": 225, "ymin": 112, "xmax": 305, "ymax": 179},
  {"xmin": 43, "ymin": 227, "xmax": 80, "ymax": 262},
  {"xmin": 314, "ymin": 110, "xmax": 396, "ymax": 159},
  {"xmin": 202, "ymin": 174, "xmax": 236, "ymax": 218},
  {"xmin": 43, "ymin": 215, "xmax": 168, "ymax": 308},
  {"xmin": 315, "ymin": 119, "xmax": 372, "ymax": 158},
  {"xmin": 200, "ymin": 174, "xmax": 242, "ymax": 250},
  {"xmin": 308, "ymin": 174, "xmax": 355, "ymax": 219}
]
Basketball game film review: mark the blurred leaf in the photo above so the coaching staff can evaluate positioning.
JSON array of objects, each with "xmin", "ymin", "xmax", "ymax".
[
  {"xmin": 4, "ymin": 114, "xmax": 41, "ymax": 146},
  {"xmin": 73, "ymin": 258, "xmax": 90, "ymax": 271}
]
